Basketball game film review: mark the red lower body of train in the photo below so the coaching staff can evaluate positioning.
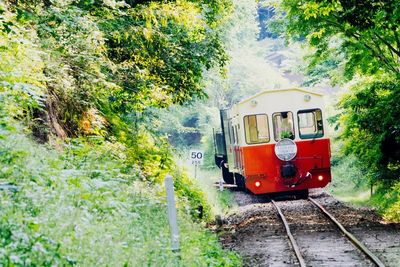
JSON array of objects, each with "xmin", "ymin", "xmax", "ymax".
[{"xmin": 215, "ymin": 138, "xmax": 331, "ymax": 196}]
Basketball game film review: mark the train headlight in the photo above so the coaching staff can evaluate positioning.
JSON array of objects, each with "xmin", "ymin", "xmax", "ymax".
[{"xmin": 274, "ymin": 139, "xmax": 297, "ymax": 161}]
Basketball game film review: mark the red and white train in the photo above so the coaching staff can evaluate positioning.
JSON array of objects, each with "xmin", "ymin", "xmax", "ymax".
[{"xmin": 214, "ymin": 88, "xmax": 331, "ymax": 197}]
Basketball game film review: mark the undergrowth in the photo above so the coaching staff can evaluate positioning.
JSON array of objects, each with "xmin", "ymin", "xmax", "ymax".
[
  {"xmin": 328, "ymin": 154, "xmax": 370, "ymax": 202},
  {"xmin": 370, "ymin": 182, "xmax": 400, "ymax": 222},
  {"xmin": 184, "ymin": 166, "xmax": 236, "ymax": 216},
  {"xmin": 329, "ymin": 149, "xmax": 399, "ymax": 222},
  {"xmin": 0, "ymin": 125, "xmax": 241, "ymax": 266}
]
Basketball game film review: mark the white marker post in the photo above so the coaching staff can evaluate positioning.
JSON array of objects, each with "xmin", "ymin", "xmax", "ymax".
[{"xmin": 165, "ymin": 174, "xmax": 180, "ymax": 253}]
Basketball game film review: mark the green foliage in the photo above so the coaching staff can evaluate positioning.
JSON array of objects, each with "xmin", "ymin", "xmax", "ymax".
[
  {"xmin": 100, "ymin": 1, "xmax": 229, "ymax": 112},
  {"xmin": 0, "ymin": 11, "xmax": 46, "ymax": 130},
  {"xmin": 336, "ymin": 76, "xmax": 400, "ymax": 183},
  {"xmin": 0, "ymin": 211, "xmax": 73, "ymax": 266},
  {"xmin": 150, "ymin": 105, "xmax": 203, "ymax": 148},
  {"xmin": 1, "ymin": 0, "xmax": 231, "ymax": 139},
  {"xmin": 274, "ymin": 0, "xmax": 400, "ymax": 80},
  {"xmin": 371, "ymin": 182, "xmax": 400, "ymax": 222},
  {"xmin": 328, "ymin": 151, "xmax": 369, "ymax": 197},
  {"xmin": 35, "ymin": 5, "xmax": 107, "ymax": 137},
  {"xmin": 173, "ymin": 169, "xmax": 213, "ymax": 220},
  {"xmin": 192, "ymin": 168, "xmax": 236, "ymax": 215}
]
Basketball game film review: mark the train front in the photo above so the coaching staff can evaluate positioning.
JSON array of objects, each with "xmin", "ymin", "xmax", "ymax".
[
  {"xmin": 215, "ymin": 89, "xmax": 332, "ymax": 196},
  {"xmin": 242, "ymin": 90, "xmax": 331, "ymax": 195}
]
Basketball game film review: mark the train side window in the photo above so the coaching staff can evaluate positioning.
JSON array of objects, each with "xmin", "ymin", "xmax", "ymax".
[
  {"xmin": 297, "ymin": 109, "xmax": 324, "ymax": 139},
  {"xmin": 273, "ymin": 111, "xmax": 295, "ymax": 141},
  {"xmin": 234, "ymin": 125, "xmax": 239, "ymax": 144},
  {"xmin": 243, "ymin": 114, "xmax": 270, "ymax": 144},
  {"xmin": 228, "ymin": 121, "xmax": 233, "ymax": 144},
  {"xmin": 229, "ymin": 124, "xmax": 235, "ymax": 144}
]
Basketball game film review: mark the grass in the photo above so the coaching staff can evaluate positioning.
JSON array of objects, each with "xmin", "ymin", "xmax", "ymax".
[
  {"xmin": 334, "ymin": 190, "xmax": 371, "ymax": 204},
  {"xmin": 177, "ymin": 162, "xmax": 237, "ymax": 216},
  {"xmin": 0, "ymin": 125, "xmax": 242, "ymax": 266},
  {"xmin": 328, "ymin": 153, "xmax": 400, "ymax": 222},
  {"xmin": 327, "ymin": 153, "xmax": 370, "ymax": 200},
  {"xmin": 370, "ymin": 181, "xmax": 400, "ymax": 222}
]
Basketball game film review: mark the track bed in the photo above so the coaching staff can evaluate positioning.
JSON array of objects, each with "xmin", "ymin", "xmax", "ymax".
[{"xmin": 215, "ymin": 190, "xmax": 400, "ymax": 267}]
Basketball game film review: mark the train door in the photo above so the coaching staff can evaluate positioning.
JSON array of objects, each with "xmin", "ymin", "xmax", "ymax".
[
  {"xmin": 217, "ymin": 110, "xmax": 230, "ymax": 162},
  {"xmin": 226, "ymin": 120, "xmax": 235, "ymax": 170}
]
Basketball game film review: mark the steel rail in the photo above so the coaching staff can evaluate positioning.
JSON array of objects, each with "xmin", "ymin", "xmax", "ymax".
[
  {"xmin": 308, "ymin": 197, "xmax": 386, "ymax": 267},
  {"xmin": 271, "ymin": 200, "xmax": 306, "ymax": 267}
]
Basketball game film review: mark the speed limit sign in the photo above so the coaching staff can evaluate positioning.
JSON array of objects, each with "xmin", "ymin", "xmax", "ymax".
[{"xmin": 189, "ymin": 150, "xmax": 204, "ymax": 166}]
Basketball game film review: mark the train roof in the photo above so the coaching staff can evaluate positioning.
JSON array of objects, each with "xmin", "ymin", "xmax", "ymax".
[{"xmin": 237, "ymin": 88, "xmax": 322, "ymax": 106}]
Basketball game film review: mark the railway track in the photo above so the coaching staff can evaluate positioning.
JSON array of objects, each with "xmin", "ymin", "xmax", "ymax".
[
  {"xmin": 271, "ymin": 197, "xmax": 386, "ymax": 267},
  {"xmin": 219, "ymin": 190, "xmax": 400, "ymax": 266}
]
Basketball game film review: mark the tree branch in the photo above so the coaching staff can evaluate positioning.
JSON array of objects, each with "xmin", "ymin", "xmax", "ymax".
[
  {"xmin": 320, "ymin": 16, "xmax": 399, "ymax": 74},
  {"xmin": 362, "ymin": 40, "xmax": 399, "ymax": 74},
  {"xmin": 393, "ymin": 29, "xmax": 400, "ymax": 59},
  {"xmin": 373, "ymin": 32, "xmax": 400, "ymax": 58}
]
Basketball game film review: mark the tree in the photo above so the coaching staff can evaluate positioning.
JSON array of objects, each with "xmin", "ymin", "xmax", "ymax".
[
  {"xmin": 337, "ymin": 76, "xmax": 400, "ymax": 181},
  {"xmin": 274, "ymin": 0, "xmax": 400, "ymax": 79},
  {"xmin": 1, "ymin": 0, "xmax": 232, "ymax": 140}
]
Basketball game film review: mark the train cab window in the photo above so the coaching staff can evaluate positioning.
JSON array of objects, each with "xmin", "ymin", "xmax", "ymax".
[
  {"xmin": 273, "ymin": 111, "xmax": 295, "ymax": 141},
  {"xmin": 244, "ymin": 114, "xmax": 270, "ymax": 144},
  {"xmin": 297, "ymin": 109, "xmax": 324, "ymax": 139}
]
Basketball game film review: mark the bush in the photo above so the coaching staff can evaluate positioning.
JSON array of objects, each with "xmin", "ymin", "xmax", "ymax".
[
  {"xmin": 0, "ymin": 118, "xmax": 240, "ymax": 266},
  {"xmin": 371, "ymin": 182, "xmax": 400, "ymax": 222}
]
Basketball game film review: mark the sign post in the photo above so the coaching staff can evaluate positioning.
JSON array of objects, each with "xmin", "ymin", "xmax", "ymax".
[{"xmin": 189, "ymin": 150, "xmax": 204, "ymax": 179}]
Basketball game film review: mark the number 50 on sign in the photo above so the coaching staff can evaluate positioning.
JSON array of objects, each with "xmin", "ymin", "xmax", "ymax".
[{"xmin": 189, "ymin": 150, "xmax": 204, "ymax": 165}]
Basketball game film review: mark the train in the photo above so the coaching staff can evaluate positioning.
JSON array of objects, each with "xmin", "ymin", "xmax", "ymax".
[{"xmin": 214, "ymin": 88, "xmax": 331, "ymax": 198}]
